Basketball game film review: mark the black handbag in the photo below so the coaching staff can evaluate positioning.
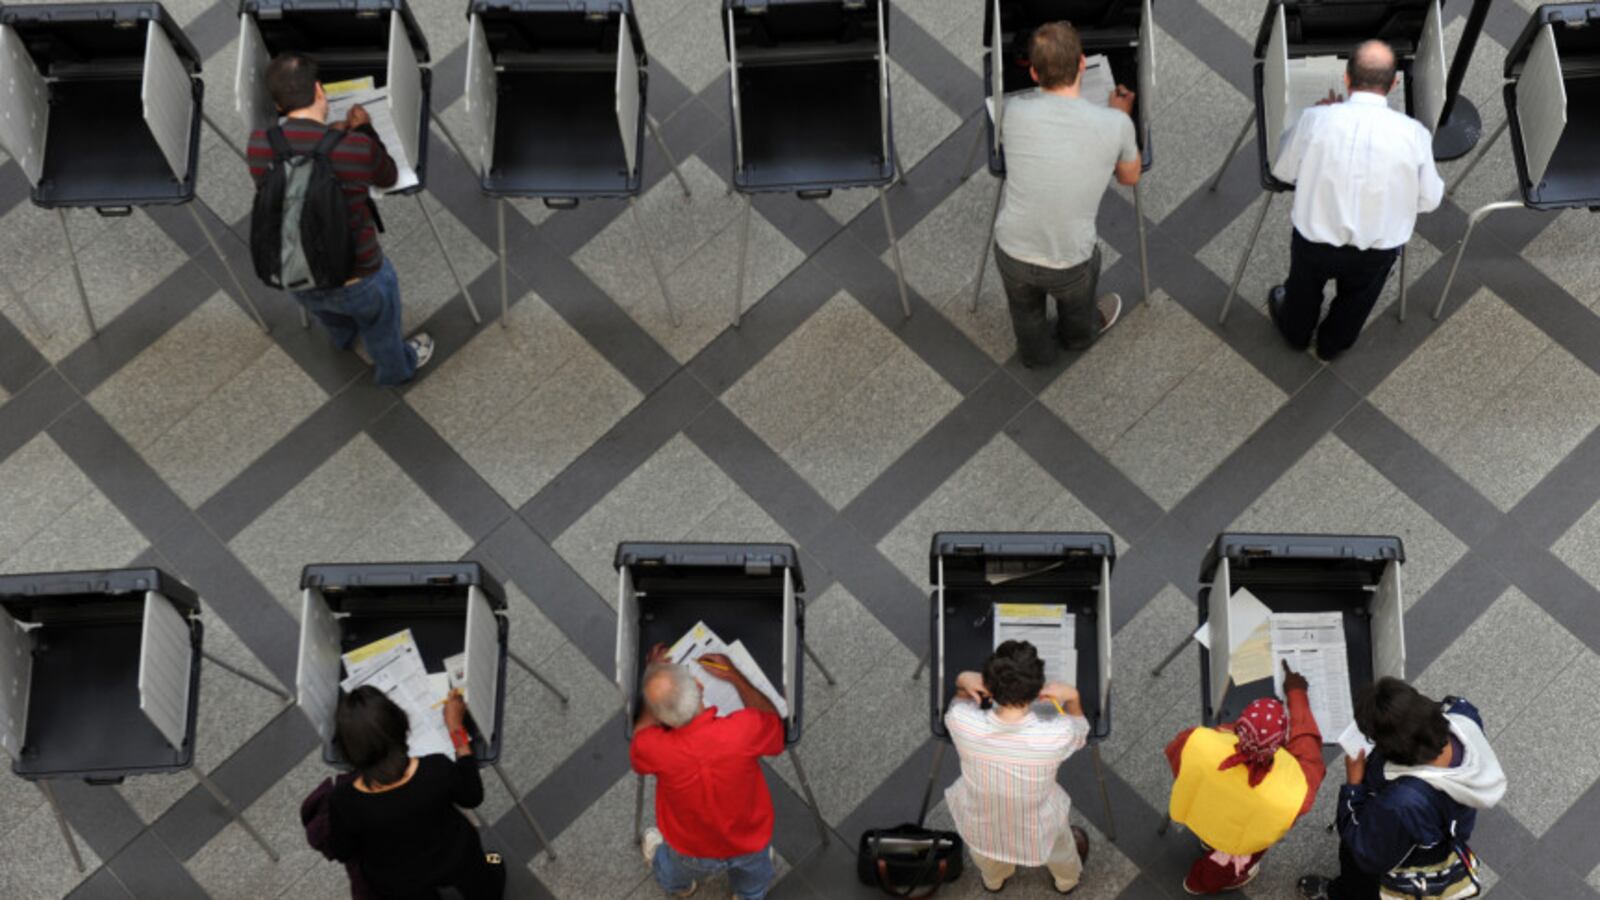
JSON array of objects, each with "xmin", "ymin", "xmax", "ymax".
[{"xmin": 857, "ymin": 822, "xmax": 964, "ymax": 897}]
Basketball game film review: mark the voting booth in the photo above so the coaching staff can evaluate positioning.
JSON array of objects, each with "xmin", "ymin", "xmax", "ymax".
[
  {"xmin": 965, "ymin": 0, "xmax": 1158, "ymax": 309},
  {"xmin": 237, "ymin": 0, "xmax": 485, "ymax": 325},
  {"xmin": 722, "ymin": 0, "xmax": 912, "ymax": 324},
  {"xmin": 0, "ymin": 568, "xmax": 278, "ymax": 871},
  {"xmin": 0, "ymin": 2, "xmax": 268, "ymax": 336},
  {"xmin": 920, "ymin": 532, "xmax": 1119, "ymax": 838},
  {"xmin": 1434, "ymin": 2, "xmax": 1600, "ymax": 319},
  {"xmin": 462, "ymin": 0, "xmax": 689, "ymax": 327},
  {"xmin": 1214, "ymin": 0, "xmax": 1450, "ymax": 324},
  {"xmin": 614, "ymin": 542, "xmax": 829, "ymax": 845},
  {"xmin": 296, "ymin": 561, "xmax": 557, "ymax": 858}
]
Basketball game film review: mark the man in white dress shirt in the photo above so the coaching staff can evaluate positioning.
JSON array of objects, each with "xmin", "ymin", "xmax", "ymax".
[{"xmin": 1267, "ymin": 40, "xmax": 1444, "ymax": 361}]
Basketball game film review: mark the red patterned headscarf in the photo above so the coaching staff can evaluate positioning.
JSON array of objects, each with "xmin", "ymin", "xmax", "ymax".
[{"xmin": 1218, "ymin": 698, "xmax": 1289, "ymax": 787}]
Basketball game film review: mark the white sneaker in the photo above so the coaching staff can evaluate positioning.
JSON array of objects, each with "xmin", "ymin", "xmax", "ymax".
[
  {"xmin": 1097, "ymin": 293, "xmax": 1123, "ymax": 334},
  {"xmin": 641, "ymin": 826, "xmax": 664, "ymax": 864},
  {"xmin": 406, "ymin": 332, "xmax": 435, "ymax": 369}
]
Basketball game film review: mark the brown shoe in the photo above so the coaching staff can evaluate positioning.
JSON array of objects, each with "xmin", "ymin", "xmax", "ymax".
[{"xmin": 1072, "ymin": 825, "xmax": 1090, "ymax": 865}]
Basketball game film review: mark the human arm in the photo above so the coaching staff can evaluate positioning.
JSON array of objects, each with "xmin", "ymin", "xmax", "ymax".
[
  {"xmin": 1270, "ymin": 110, "xmax": 1315, "ymax": 186},
  {"xmin": 953, "ymin": 670, "xmax": 990, "ymax": 705},
  {"xmin": 1416, "ymin": 131, "xmax": 1444, "ymax": 213},
  {"xmin": 698, "ymin": 653, "xmax": 778, "ymax": 718},
  {"xmin": 1164, "ymin": 727, "xmax": 1198, "ymax": 777},
  {"xmin": 1281, "ymin": 662, "xmax": 1326, "ymax": 816},
  {"xmin": 438, "ymin": 691, "xmax": 485, "ymax": 807},
  {"xmin": 1038, "ymin": 681, "xmax": 1085, "ymax": 718},
  {"xmin": 1336, "ymin": 776, "xmax": 1438, "ymax": 875},
  {"xmin": 342, "ymin": 105, "xmax": 399, "ymax": 189},
  {"xmin": 443, "ymin": 690, "xmax": 473, "ymax": 761},
  {"xmin": 1112, "ymin": 106, "xmax": 1142, "ymax": 186}
]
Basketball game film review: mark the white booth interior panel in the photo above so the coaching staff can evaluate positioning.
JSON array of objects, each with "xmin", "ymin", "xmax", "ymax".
[
  {"xmin": 235, "ymin": 14, "xmax": 274, "ymax": 133},
  {"xmin": 1373, "ymin": 560, "xmax": 1407, "ymax": 681},
  {"xmin": 297, "ymin": 587, "xmax": 343, "ymax": 747},
  {"xmin": 0, "ymin": 616, "xmax": 32, "ymax": 759},
  {"xmin": 0, "ymin": 24, "xmax": 49, "ymax": 186},
  {"xmin": 138, "ymin": 591, "xmax": 193, "ymax": 752},
  {"xmin": 1518, "ymin": 23, "xmax": 1568, "ymax": 187},
  {"xmin": 464, "ymin": 585, "xmax": 500, "ymax": 745},
  {"xmin": 1097, "ymin": 557, "xmax": 1113, "ymax": 713},
  {"xmin": 466, "ymin": 13, "xmax": 497, "ymax": 176},
  {"xmin": 616, "ymin": 12, "xmax": 641, "ymax": 177},
  {"xmin": 142, "ymin": 21, "xmax": 195, "ymax": 183},
  {"xmin": 1414, "ymin": 0, "xmax": 1447, "ymax": 133},
  {"xmin": 1208, "ymin": 557, "xmax": 1233, "ymax": 711},
  {"xmin": 387, "ymin": 9, "xmax": 424, "ymax": 172}
]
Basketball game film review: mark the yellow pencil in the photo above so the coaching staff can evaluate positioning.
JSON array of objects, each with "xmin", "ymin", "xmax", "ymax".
[
  {"xmin": 1049, "ymin": 698, "xmax": 1066, "ymax": 717},
  {"xmin": 699, "ymin": 659, "xmax": 731, "ymax": 672}
]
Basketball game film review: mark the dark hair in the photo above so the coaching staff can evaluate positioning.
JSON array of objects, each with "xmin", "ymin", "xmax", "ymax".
[
  {"xmin": 335, "ymin": 686, "xmax": 411, "ymax": 786},
  {"xmin": 1354, "ymin": 678, "xmax": 1450, "ymax": 765},
  {"xmin": 983, "ymin": 640, "xmax": 1047, "ymax": 707},
  {"xmin": 1347, "ymin": 41, "xmax": 1397, "ymax": 94},
  {"xmin": 1030, "ymin": 22, "xmax": 1083, "ymax": 89},
  {"xmin": 266, "ymin": 52, "xmax": 319, "ymax": 113}
]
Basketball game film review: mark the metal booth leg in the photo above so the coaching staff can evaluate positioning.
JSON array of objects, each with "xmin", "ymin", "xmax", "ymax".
[
  {"xmin": 1208, "ymin": 112, "xmax": 1254, "ymax": 193},
  {"xmin": 630, "ymin": 197, "xmax": 680, "ymax": 327},
  {"xmin": 910, "ymin": 650, "xmax": 929, "ymax": 681},
  {"xmin": 916, "ymin": 741, "xmax": 948, "ymax": 825},
  {"xmin": 38, "ymin": 781, "xmax": 85, "ymax": 872},
  {"xmin": 416, "ymin": 194, "xmax": 483, "ymax": 326},
  {"xmin": 57, "ymin": 208, "xmax": 97, "ymax": 338},
  {"xmin": 498, "ymin": 199, "xmax": 510, "ymax": 329},
  {"xmin": 299, "ymin": 306, "xmax": 310, "ymax": 330},
  {"xmin": 202, "ymin": 651, "xmax": 290, "ymax": 702},
  {"xmin": 1218, "ymin": 192, "xmax": 1274, "ymax": 325},
  {"xmin": 1150, "ymin": 634, "xmax": 1192, "ymax": 678},
  {"xmin": 733, "ymin": 193, "xmax": 753, "ymax": 328},
  {"xmin": 1089, "ymin": 742, "xmax": 1117, "ymax": 841},
  {"xmin": 192, "ymin": 768, "xmax": 279, "ymax": 861},
  {"xmin": 786, "ymin": 747, "xmax": 831, "ymax": 846},
  {"xmin": 0, "ymin": 269, "xmax": 53, "ymax": 343},
  {"xmin": 188, "ymin": 204, "xmax": 270, "ymax": 332},
  {"xmin": 1133, "ymin": 180, "xmax": 1152, "ymax": 306},
  {"xmin": 970, "ymin": 179, "xmax": 1004, "ymax": 312},
  {"xmin": 1434, "ymin": 201, "xmax": 1524, "ymax": 320},
  {"xmin": 1446, "ymin": 117, "xmax": 1509, "ymax": 198},
  {"xmin": 508, "ymin": 650, "xmax": 570, "ymax": 706},
  {"xmin": 892, "ymin": 142, "xmax": 909, "ymax": 186},
  {"xmin": 647, "ymin": 116, "xmax": 693, "ymax": 199},
  {"xmin": 960, "ymin": 120, "xmax": 986, "ymax": 183},
  {"xmin": 802, "ymin": 641, "xmax": 836, "ymax": 687},
  {"xmin": 879, "ymin": 187, "xmax": 913, "ymax": 320},
  {"xmin": 491, "ymin": 762, "xmax": 556, "ymax": 860},
  {"xmin": 1397, "ymin": 242, "xmax": 1408, "ymax": 322},
  {"xmin": 634, "ymin": 773, "xmax": 647, "ymax": 846}
]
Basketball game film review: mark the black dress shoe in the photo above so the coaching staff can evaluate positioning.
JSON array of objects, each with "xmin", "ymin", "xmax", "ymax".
[{"xmin": 1267, "ymin": 286, "xmax": 1311, "ymax": 351}]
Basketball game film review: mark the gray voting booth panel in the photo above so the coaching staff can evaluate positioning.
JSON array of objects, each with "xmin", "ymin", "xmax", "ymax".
[
  {"xmin": 981, "ymin": 0, "xmax": 1156, "ymax": 176},
  {"xmin": 1502, "ymin": 3, "xmax": 1600, "ymax": 209},
  {"xmin": 0, "ymin": 568, "xmax": 202, "ymax": 781},
  {"xmin": 296, "ymin": 563, "xmax": 509, "ymax": 766},
  {"xmin": 723, "ymin": 0, "xmax": 895, "ymax": 194},
  {"xmin": 0, "ymin": 3, "xmax": 202, "ymax": 208},
  {"xmin": 1197, "ymin": 533, "xmax": 1406, "ymax": 727},
  {"xmin": 928, "ymin": 532, "xmax": 1115, "ymax": 741},
  {"xmin": 614, "ymin": 543, "xmax": 805, "ymax": 744},
  {"xmin": 240, "ymin": 0, "xmax": 432, "ymax": 191},
  {"xmin": 467, "ymin": 1, "xmax": 649, "ymax": 199}
]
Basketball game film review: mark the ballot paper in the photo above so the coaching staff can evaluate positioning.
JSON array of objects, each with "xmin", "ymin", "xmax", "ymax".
[
  {"xmin": 1286, "ymin": 56, "xmax": 1408, "ymax": 126},
  {"xmin": 341, "ymin": 630, "xmax": 454, "ymax": 759},
  {"xmin": 322, "ymin": 77, "xmax": 421, "ymax": 195},
  {"xmin": 1192, "ymin": 586, "xmax": 1271, "ymax": 654},
  {"xmin": 666, "ymin": 621, "xmax": 788, "ymax": 718},
  {"xmin": 1079, "ymin": 54, "xmax": 1116, "ymax": 108},
  {"xmin": 994, "ymin": 603, "xmax": 1077, "ymax": 686},
  {"xmin": 1270, "ymin": 612, "xmax": 1354, "ymax": 739},
  {"xmin": 1337, "ymin": 720, "xmax": 1376, "ymax": 760},
  {"xmin": 1230, "ymin": 620, "xmax": 1275, "ymax": 685},
  {"xmin": 442, "ymin": 651, "xmax": 468, "ymax": 691}
]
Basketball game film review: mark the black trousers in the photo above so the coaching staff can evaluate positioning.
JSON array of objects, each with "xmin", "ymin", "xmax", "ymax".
[
  {"xmin": 1279, "ymin": 230, "xmax": 1399, "ymax": 358},
  {"xmin": 1328, "ymin": 840, "xmax": 1380, "ymax": 900},
  {"xmin": 383, "ymin": 830, "xmax": 506, "ymax": 900}
]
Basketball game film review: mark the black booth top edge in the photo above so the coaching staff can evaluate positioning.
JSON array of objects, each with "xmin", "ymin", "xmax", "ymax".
[
  {"xmin": 1249, "ymin": 0, "xmax": 1436, "ymax": 61},
  {"xmin": 982, "ymin": 0, "xmax": 1146, "ymax": 45},
  {"xmin": 927, "ymin": 532, "xmax": 1116, "ymax": 584},
  {"xmin": 1504, "ymin": 2, "xmax": 1600, "ymax": 78},
  {"xmin": 0, "ymin": 567, "xmax": 200, "ymax": 618},
  {"xmin": 299, "ymin": 561, "xmax": 503, "ymax": 602},
  {"xmin": 1, "ymin": 2, "xmax": 203, "ymax": 69},
  {"xmin": 1199, "ymin": 532, "xmax": 1406, "ymax": 583},
  {"xmin": 467, "ymin": 0, "xmax": 636, "ymax": 14},
  {"xmin": 614, "ymin": 542, "xmax": 804, "ymax": 589},
  {"xmin": 241, "ymin": 0, "xmax": 431, "ymax": 63}
]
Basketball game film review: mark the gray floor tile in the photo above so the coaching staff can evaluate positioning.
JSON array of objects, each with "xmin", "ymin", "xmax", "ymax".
[
  {"xmin": 1491, "ymin": 650, "xmax": 1600, "ymax": 837},
  {"xmin": 923, "ymin": 799, "xmax": 1138, "ymax": 899},
  {"xmin": 1554, "ymin": 498, "xmax": 1600, "ymax": 592},
  {"xmin": 1133, "ymin": 67, "xmax": 1251, "ymax": 226},
  {"xmin": 529, "ymin": 772, "xmax": 654, "ymax": 900},
  {"xmin": 819, "ymin": 61, "xmax": 962, "ymax": 223},
  {"xmin": 0, "ymin": 802, "xmax": 103, "ymax": 900},
  {"xmin": 1098, "ymin": 585, "xmax": 1202, "ymax": 769},
  {"xmin": 385, "ymin": 194, "xmax": 499, "ymax": 334},
  {"xmin": 1520, "ymin": 210, "xmax": 1600, "ymax": 309},
  {"xmin": 184, "ymin": 749, "xmax": 328, "ymax": 899}
]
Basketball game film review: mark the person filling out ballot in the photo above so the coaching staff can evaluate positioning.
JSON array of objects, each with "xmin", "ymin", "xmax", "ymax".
[
  {"xmin": 946, "ymin": 640, "xmax": 1092, "ymax": 894},
  {"xmin": 1165, "ymin": 661, "xmax": 1325, "ymax": 894},
  {"xmin": 631, "ymin": 643, "xmax": 785, "ymax": 900}
]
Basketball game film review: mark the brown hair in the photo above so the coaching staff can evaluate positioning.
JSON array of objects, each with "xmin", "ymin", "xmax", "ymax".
[{"xmin": 1030, "ymin": 22, "xmax": 1083, "ymax": 89}]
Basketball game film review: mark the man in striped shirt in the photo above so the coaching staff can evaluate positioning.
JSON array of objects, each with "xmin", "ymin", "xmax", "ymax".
[
  {"xmin": 247, "ymin": 52, "xmax": 433, "ymax": 385},
  {"xmin": 946, "ymin": 640, "xmax": 1091, "ymax": 893}
]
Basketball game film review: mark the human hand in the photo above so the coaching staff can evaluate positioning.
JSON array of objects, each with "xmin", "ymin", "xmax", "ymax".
[
  {"xmin": 955, "ymin": 671, "xmax": 990, "ymax": 703},
  {"xmin": 1109, "ymin": 84, "xmax": 1136, "ymax": 116},
  {"xmin": 1039, "ymin": 682, "xmax": 1080, "ymax": 706},
  {"xmin": 646, "ymin": 642, "xmax": 671, "ymax": 665},
  {"xmin": 1346, "ymin": 749, "xmax": 1367, "ymax": 785},
  {"xmin": 1315, "ymin": 89, "xmax": 1342, "ymax": 106},
  {"xmin": 443, "ymin": 689, "xmax": 468, "ymax": 732},
  {"xmin": 346, "ymin": 104, "xmax": 372, "ymax": 129},
  {"xmin": 697, "ymin": 654, "xmax": 742, "ymax": 683},
  {"xmin": 1281, "ymin": 659, "xmax": 1308, "ymax": 693}
]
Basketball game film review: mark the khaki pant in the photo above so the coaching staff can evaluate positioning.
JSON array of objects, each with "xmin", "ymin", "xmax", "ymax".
[{"xmin": 969, "ymin": 825, "xmax": 1083, "ymax": 892}]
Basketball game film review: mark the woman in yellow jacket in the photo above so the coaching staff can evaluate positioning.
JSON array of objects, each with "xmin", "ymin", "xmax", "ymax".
[{"xmin": 1166, "ymin": 662, "xmax": 1325, "ymax": 894}]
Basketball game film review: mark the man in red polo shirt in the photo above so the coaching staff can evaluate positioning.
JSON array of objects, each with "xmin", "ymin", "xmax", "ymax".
[{"xmin": 631, "ymin": 644, "xmax": 785, "ymax": 899}]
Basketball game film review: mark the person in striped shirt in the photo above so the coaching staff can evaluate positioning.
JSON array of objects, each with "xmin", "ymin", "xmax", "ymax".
[
  {"xmin": 247, "ymin": 52, "xmax": 434, "ymax": 386},
  {"xmin": 946, "ymin": 640, "xmax": 1091, "ymax": 894}
]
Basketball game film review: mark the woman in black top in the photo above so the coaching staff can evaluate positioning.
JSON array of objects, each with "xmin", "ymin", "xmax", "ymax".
[{"xmin": 325, "ymin": 686, "xmax": 505, "ymax": 900}]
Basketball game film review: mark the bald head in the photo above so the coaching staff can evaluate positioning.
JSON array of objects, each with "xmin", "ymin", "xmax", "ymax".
[
  {"xmin": 1347, "ymin": 40, "xmax": 1397, "ymax": 95},
  {"xmin": 642, "ymin": 663, "xmax": 702, "ymax": 728}
]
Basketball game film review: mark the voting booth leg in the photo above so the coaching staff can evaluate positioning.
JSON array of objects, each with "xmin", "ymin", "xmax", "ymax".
[
  {"xmin": 1397, "ymin": 244, "xmax": 1408, "ymax": 322},
  {"xmin": 37, "ymin": 781, "xmax": 85, "ymax": 872},
  {"xmin": 1218, "ymin": 193, "xmax": 1274, "ymax": 325},
  {"xmin": 630, "ymin": 198, "xmax": 680, "ymax": 327},
  {"xmin": 187, "ymin": 205, "xmax": 270, "ymax": 333},
  {"xmin": 416, "ymin": 195, "xmax": 484, "ymax": 326},
  {"xmin": 802, "ymin": 641, "xmax": 837, "ymax": 687},
  {"xmin": 733, "ymin": 194, "xmax": 754, "ymax": 328},
  {"xmin": 1446, "ymin": 118, "xmax": 1508, "ymax": 198},
  {"xmin": 1134, "ymin": 181, "xmax": 1152, "ymax": 306},
  {"xmin": 1150, "ymin": 634, "xmax": 1192, "ymax": 677},
  {"xmin": 786, "ymin": 747, "xmax": 831, "ymax": 846},
  {"xmin": 192, "ymin": 769, "xmax": 279, "ymax": 861},
  {"xmin": 299, "ymin": 306, "xmax": 310, "ymax": 329},
  {"xmin": 57, "ymin": 209, "xmax": 98, "ymax": 339},
  {"xmin": 916, "ymin": 741, "xmax": 948, "ymax": 825},
  {"xmin": 1090, "ymin": 742, "xmax": 1117, "ymax": 841},
  {"xmin": 1210, "ymin": 113, "xmax": 1254, "ymax": 193},
  {"xmin": 1, "ymin": 274, "xmax": 54, "ymax": 343},
  {"xmin": 879, "ymin": 188, "xmax": 913, "ymax": 320},
  {"xmin": 498, "ymin": 200, "xmax": 510, "ymax": 329},
  {"xmin": 970, "ymin": 181, "xmax": 1004, "ymax": 312},
  {"xmin": 646, "ymin": 117, "xmax": 693, "ymax": 199},
  {"xmin": 491, "ymin": 762, "xmax": 556, "ymax": 860},
  {"xmin": 893, "ymin": 143, "xmax": 909, "ymax": 186},
  {"xmin": 1433, "ymin": 201, "xmax": 1523, "ymax": 320},
  {"xmin": 202, "ymin": 650, "xmax": 290, "ymax": 702},
  {"xmin": 509, "ymin": 649, "xmax": 570, "ymax": 706},
  {"xmin": 910, "ymin": 650, "xmax": 928, "ymax": 681}
]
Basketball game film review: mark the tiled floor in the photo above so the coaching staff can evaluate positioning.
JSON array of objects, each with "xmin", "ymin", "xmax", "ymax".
[{"xmin": 1, "ymin": 0, "xmax": 1598, "ymax": 898}]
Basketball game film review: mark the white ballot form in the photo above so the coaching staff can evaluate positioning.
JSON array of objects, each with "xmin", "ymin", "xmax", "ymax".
[
  {"xmin": 325, "ymin": 78, "xmax": 420, "ymax": 194},
  {"xmin": 142, "ymin": 21, "xmax": 195, "ymax": 183},
  {"xmin": 1270, "ymin": 611, "xmax": 1354, "ymax": 738},
  {"xmin": 616, "ymin": 13, "xmax": 641, "ymax": 177},
  {"xmin": 0, "ymin": 24, "xmax": 48, "ymax": 186},
  {"xmin": 994, "ymin": 603, "xmax": 1077, "ymax": 687},
  {"xmin": 1338, "ymin": 720, "xmax": 1376, "ymax": 759},
  {"xmin": 0, "ymin": 613, "xmax": 31, "ymax": 759},
  {"xmin": 340, "ymin": 629, "xmax": 453, "ymax": 759},
  {"xmin": 235, "ymin": 14, "xmax": 274, "ymax": 134},
  {"xmin": 1414, "ymin": 0, "xmax": 1447, "ymax": 133},
  {"xmin": 1518, "ymin": 23, "xmax": 1568, "ymax": 187},
  {"xmin": 137, "ymin": 592, "xmax": 193, "ymax": 751},
  {"xmin": 666, "ymin": 620, "xmax": 789, "ymax": 718},
  {"xmin": 1080, "ymin": 55, "xmax": 1116, "ymax": 108},
  {"xmin": 466, "ymin": 13, "xmax": 497, "ymax": 176}
]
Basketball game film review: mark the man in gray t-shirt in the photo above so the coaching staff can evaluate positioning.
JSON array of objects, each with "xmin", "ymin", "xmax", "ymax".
[{"xmin": 992, "ymin": 21, "xmax": 1141, "ymax": 367}]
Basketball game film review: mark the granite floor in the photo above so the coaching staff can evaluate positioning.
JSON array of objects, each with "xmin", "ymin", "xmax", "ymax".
[{"xmin": 2, "ymin": 0, "xmax": 1599, "ymax": 898}]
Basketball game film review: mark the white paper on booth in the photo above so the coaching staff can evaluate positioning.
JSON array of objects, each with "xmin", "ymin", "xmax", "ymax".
[
  {"xmin": 1270, "ymin": 611, "xmax": 1354, "ymax": 739},
  {"xmin": 463, "ymin": 585, "xmax": 499, "ymax": 746},
  {"xmin": 616, "ymin": 12, "xmax": 641, "ymax": 176},
  {"xmin": 1263, "ymin": 4, "xmax": 1290, "ymax": 168},
  {"xmin": 726, "ymin": 639, "xmax": 788, "ymax": 718},
  {"xmin": 341, "ymin": 627, "xmax": 417, "ymax": 682},
  {"xmin": 1337, "ymin": 720, "xmax": 1376, "ymax": 759},
  {"xmin": 236, "ymin": 14, "xmax": 274, "ymax": 133},
  {"xmin": 0, "ymin": 616, "xmax": 31, "ymax": 759},
  {"xmin": 994, "ymin": 603, "xmax": 1077, "ymax": 687},
  {"xmin": 1080, "ymin": 55, "xmax": 1115, "ymax": 108},
  {"xmin": 0, "ymin": 25, "xmax": 49, "ymax": 187},
  {"xmin": 668, "ymin": 621, "xmax": 742, "ymax": 716},
  {"xmin": 465, "ymin": 13, "xmax": 497, "ymax": 176},
  {"xmin": 341, "ymin": 631, "xmax": 454, "ymax": 759},
  {"xmin": 297, "ymin": 588, "xmax": 343, "ymax": 746},
  {"xmin": 325, "ymin": 81, "xmax": 420, "ymax": 194},
  {"xmin": 143, "ymin": 21, "xmax": 195, "ymax": 182},
  {"xmin": 138, "ymin": 592, "xmax": 193, "ymax": 751},
  {"xmin": 1414, "ymin": 0, "xmax": 1447, "ymax": 133},
  {"xmin": 1518, "ymin": 23, "xmax": 1568, "ymax": 187}
]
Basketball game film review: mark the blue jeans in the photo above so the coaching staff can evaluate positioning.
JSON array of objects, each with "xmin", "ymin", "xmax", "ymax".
[
  {"xmin": 292, "ymin": 257, "xmax": 417, "ymax": 386},
  {"xmin": 654, "ymin": 842, "xmax": 774, "ymax": 900}
]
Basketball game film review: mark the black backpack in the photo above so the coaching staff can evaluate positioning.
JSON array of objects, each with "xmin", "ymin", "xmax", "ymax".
[{"xmin": 251, "ymin": 126, "xmax": 356, "ymax": 291}]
